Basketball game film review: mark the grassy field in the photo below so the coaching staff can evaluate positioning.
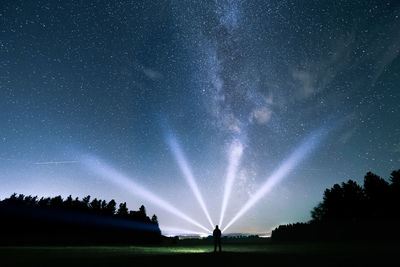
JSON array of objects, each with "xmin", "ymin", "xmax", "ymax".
[{"xmin": 1, "ymin": 240, "xmax": 398, "ymax": 266}]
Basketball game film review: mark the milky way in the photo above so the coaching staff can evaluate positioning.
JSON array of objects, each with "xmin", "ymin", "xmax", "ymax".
[{"xmin": 1, "ymin": 0, "xmax": 399, "ymax": 235}]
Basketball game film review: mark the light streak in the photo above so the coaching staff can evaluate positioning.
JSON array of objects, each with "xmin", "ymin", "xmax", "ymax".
[
  {"xmin": 166, "ymin": 133, "xmax": 214, "ymax": 229},
  {"xmin": 34, "ymin": 161, "xmax": 79, "ymax": 165},
  {"xmin": 222, "ymin": 127, "xmax": 327, "ymax": 232},
  {"xmin": 81, "ymin": 155, "xmax": 211, "ymax": 233},
  {"xmin": 0, "ymin": 157, "xmax": 79, "ymax": 165},
  {"xmin": 219, "ymin": 140, "xmax": 243, "ymax": 227}
]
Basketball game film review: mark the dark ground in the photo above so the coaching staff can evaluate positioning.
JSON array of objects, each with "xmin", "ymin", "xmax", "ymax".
[{"xmin": 1, "ymin": 240, "xmax": 399, "ymax": 266}]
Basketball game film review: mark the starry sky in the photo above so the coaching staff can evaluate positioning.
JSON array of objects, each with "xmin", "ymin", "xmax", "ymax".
[{"xmin": 1, "ymin": 0, "xmax": 399, "ymax": 235}]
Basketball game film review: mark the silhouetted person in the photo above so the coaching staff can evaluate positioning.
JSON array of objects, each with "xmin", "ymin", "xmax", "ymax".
[{"xmin": 213, "ymin": 225, "xmax": 222, "ymax": 252}]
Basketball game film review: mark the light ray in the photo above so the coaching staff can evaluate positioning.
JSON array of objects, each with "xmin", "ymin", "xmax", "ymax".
[
  {"xmin": 166, "ymin": 133, "xmax": 214, "ymax": 228},
  {"xmin": 222, "ymin": 127, "xmax": 327, "ymax": 233},
  {"xmin": 81, "ymin": 155, "xmax": 211, "ymax": 233},
  {"xmin": 219, "ymin": 140, "xmax": 243, "ymax": 227}
]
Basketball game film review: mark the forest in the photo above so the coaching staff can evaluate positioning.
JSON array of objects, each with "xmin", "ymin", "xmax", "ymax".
[
  {"xmin": 0, "ymin": 194, "xmax": 161, "ymax": 245},
  {"xmin": 272, "ymin": 169, "xmax": 400, "ymax": 241}
]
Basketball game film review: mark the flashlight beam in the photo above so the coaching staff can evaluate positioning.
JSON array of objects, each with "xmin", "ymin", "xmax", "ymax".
[
  {"xmin": 81, "ymin": 156, "xmax": 211, "ymax": 233},
  {"xmin": 167, "ymin": 134, "xmax": 214, "ymax": 229},
  {"xmin": 219, "ymin": 140, "xmax": 243, "ymax": 227},
  {"xmin": 222, "ymin": 128, "xmax": 327, "ymax": 233}
]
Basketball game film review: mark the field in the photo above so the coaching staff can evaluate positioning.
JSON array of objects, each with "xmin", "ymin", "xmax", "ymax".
[{"xmin": 1, "ymin": 240, "xmax": 398, "ymax": 266}]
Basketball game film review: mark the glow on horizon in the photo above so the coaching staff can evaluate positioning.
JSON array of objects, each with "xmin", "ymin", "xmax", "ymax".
[
  {"xmin": 219, "ymin": 140, "xmax": 243, "ymax": 227},
  {"xmin": 166, "ymin": 133, "xmax": 214, "ymax": 229},
  {"xmin": 160, "ymin": 226, "xmax": 209, "ymax": 237},
  {"xmin": 222, "ymin": 127, "xmax": 327, "ymax": 233},
  {"xmin": 81, "ymin": 155, "xmax": 211, "ymax": 233}
]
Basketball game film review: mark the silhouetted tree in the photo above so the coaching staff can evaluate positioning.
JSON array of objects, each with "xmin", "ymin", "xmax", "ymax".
[
  {"xmin": 390, "ymin": 169, "xmax": 400, "ymax": 185},
  {"xmin": 64, "ymin": 195, "xmax": 73, "ymax": 209},
  {"xmin": 311, "ymin": 203, "xmax": 324, "ymax": 222},
  {"xmin": 341, "ymin": 180, "xmax": 365, "ymax": 220},
  {"xmin": 72, "ymin": 197, "xmax": 81, "ymax": 210},
  {"xmin": 0, "ymin": 194, "xmax": 161, "ymax": 245},
  {"xmin": 90, "ymin": 198, "xmax": 101, "ymax": 213},
  {"xmin": 139, "ymin": 205, "xmax": 147, "ymax": 220},
  {"xmin": 117, "ymin": 202, "xmax": 129, "ymax": 217},
  {"xmin": 364, "ymin": 172, "xmax": 390, "ymax": 217},
  {"xmin": 50, "ymin": 195, "xmax": 63, "ymax": 209},
  {"xmin": 105, "ymin": 199, "xmax": 117, "ymax": 215},
  {"xmin": 139, "ymin": 205, "xmax": 146, "ymax": 216},
  {"xmin": 311, "ymin": 180, "xmax": 365, "ymax": 223},
  {"xmin": 389, "ymin": 170, "xmax": 400, "ymax": 218},
  {"xmin": 81, "ymin": 195, "xmax": 91, "ymax": 212},
  {"xmin": 151, "ymin": 214, "xmax": 158, "ymax": 225},
  {"xmin": 38, "ymin": 197, "xmax": 50, "ymax": 207},
  {"xmin": 23, "ymin": 195, "xmax": 37, "ymax": 206},
  {"xmin": 273, "ymin": 169, "xmax": 400, "ymax": 241},
  {"xmin": 101, "ymin": 200, "xmax": 107, "ymax": 213}
]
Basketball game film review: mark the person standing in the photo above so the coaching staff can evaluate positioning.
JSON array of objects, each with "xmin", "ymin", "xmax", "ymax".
[{"xmin": 213, "ymin": 225, "xmax": 222, "ymax": 252}]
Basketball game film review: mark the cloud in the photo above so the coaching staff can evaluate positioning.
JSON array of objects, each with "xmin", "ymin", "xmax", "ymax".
[
  {"xmin": 292, "ymin": 32, "xmax": 355, "ymax": 99},
  {"xmin": 339, "ymin": 126, "xmax": 358, "ymax": 144},
  {"xmin": 292, "ymin": 70, "xmax": 315, "ymax": 98},
  {"xmin": 222, "ymin": 113, "xmax": 242, "ymax": 133},
  {"xmin": 130, "ymin": 61, "xmax": 164, "ymax": 81},
  {"xmin": 394, "ymin": 143, "xmax": 400, "ymax": 153},
  {"xmin": 249, "ymin": 107, "xmax": 272, "ymax": 125},
  {"xmin": 248, "ymin": 94, "xmax": 274, "ymax": 125},
  {"xmin": 293, "ymin": 15, "xmax": 400, "ymax": 100},
  {"xmin": 264, "ymin": 94, "xmax": 273, "ymax": 105},
  {"xmin": 338, "ymin": 112, "xmax": 359, "ymax": 144},
  {"xmin": 372, "ymin": 31, "xmax": 400, "ymax": 84},
  {"xmin": 143, "ymin": 68, "xmax": 163, "ymax": 80}
]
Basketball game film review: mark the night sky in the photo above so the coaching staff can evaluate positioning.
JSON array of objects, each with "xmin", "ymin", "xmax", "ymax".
[{"xmin": 1, "ymin": 0, "xmax": 399, "ymax": 236}]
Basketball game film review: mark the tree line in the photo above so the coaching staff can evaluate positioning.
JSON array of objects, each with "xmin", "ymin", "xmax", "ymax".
[
  {"xmin": 271, "ymin": 169, "xmax": 400, "ymax": 241},
  {"xmin": 0, "ymin": 194, "xmax": 161, "ymax": 245}
]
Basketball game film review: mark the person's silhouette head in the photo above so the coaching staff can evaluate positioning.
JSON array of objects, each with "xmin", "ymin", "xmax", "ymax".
[{"xmin": 215, "ymin": 225, "xmax": 219, "ymax": 229}]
